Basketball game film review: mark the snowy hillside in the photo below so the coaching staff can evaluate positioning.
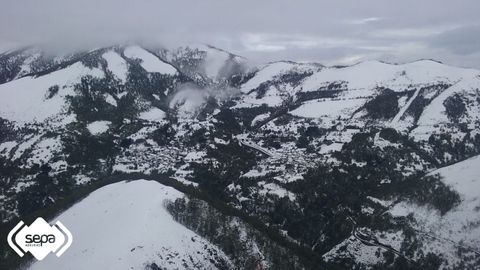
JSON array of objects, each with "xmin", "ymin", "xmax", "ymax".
[
  {"xmin": 29, "ymin": 180, "xmax": 232, "ymax": 270},
  {"xmin": 0, "ymin": 62, "xmax": 104, "ymax": 123},
  {"xmin": 388, "ymin": 154, "xmax": 480, "ymax": 266},
  {"xmin": 325, "ymin": 154, "xmax": 480, "ymax": 267},
  {"xmin": 237, "ymin": 59, "xmax": 480, "ymax": 134}
]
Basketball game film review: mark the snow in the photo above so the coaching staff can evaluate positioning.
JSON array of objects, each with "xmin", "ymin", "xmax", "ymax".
[
  {"xmin": 214, "ymin": 137, "xmax": 228, "ymax": 145},
  {"xmin": 235, "ymin": 85, "xmax": 284, "ymax": 108},
  {"xmin": 251, "ymin": 113, "xmax": 271, "ymax": 126},
  {"xmin": 26, "ymin": 137, "xmax": 61, "ymax": 166},
  {"xmin": 242, "ymin": 169, "xmax": 269, "ymax": 178},
  {"xmin": 124, "ymin": 46, "xmax": 177, "ymax": 75},
  {"xmin": 401, "ymin": 60, "xmax": 479, "ymax": 84},
  {"xmin": 184, "ymin": 151, "xmax": 206, "ymax": 162},
  {"xmin": 138, "ymin": 107, "xmax": 166, "ymax": 122},
  {"xmin": 389, "ymin": 154, "xmax": 480, "ymax": 263},
  {"xmin": 390, "ymin": 87, "xmax": 421, "ymax": 128},
  {"xmin": 302, "ymin": 61, "xmax": 396, "ymax": 92},
  {"xmin": 241, "ymin": 61, "xmax": 317, "ymax": 93},
  {"xmin": 412, "ymin": 76, "xmax": 480, "ymax": 140},
  {"xmin": 324, "ymin": 230, "xmax": 404, "ymax": 266},
  {"xmin": 86, "ymin": 121, "xmax": 110, "ymax": 135},
  {"xmin": 50, "ymin": 113, "xmax": 77, "ymax": 128},
  {"xmin": 290, "ymin": 98, "xmax": 366, "ymax": 119},
  {"xmin": 29, "ymin": 180, "xmax": 231, "ymax": 270},
  {"xmin": 367, "ymin": 196, "xmax": 393, "ymax": 208},
  {"xmin": 50, "ymin": 159, "xmax": 68, "ymax": 173},
  {"xmin": 257, "ymin": 181, "xmax": 296, "ymax": 200},
  {"xmin": 105, "ymin": 94, "xmax": 117, "ymax": 106},
  {"xmin": 0, "ymin": 141, "xmax": 16, "ymax": 157},
  {"xmin": 431, "ymin": 154, "xmax": 480, "ymax": 202},
  {"xmin": 373, "ymin": 136, "xmax": 401, "ymax": 149},
  {"xmin": 301, "ymin": 60, "xmax": 479, "ymax": 93},
  {"xmin": 236, "ymin": 59, "xmax": 480, "ymax": 133},
  {"xmin": 13, "ymin": 135, "xmax": 42, "ymax": 160},
  {"xmin": 102, "ymin": 51, "xmax": 128, "ymax": 82},
  {"xmin": 284, "ymin": 60, "xmax": 480, "ymax": 129},
  {"xmin": 319, "ymin": 142, "xmax": 344, "ymax": 154},
  {"xmin": 127, "ymin": 126, "xmax": 156, "ymax": 141},
  {"xmin": 0, "ymin": 62, "xmax": 104, "ymax": 123}
]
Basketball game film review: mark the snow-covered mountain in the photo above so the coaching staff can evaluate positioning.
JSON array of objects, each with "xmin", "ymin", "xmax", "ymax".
[
  {"xmin": 29, "ymin": 180, "xmax": 233, "ymax": 270},
  {"xmin": 1, "ymin": 43, "xmax": 480, "ymax": 269},
  {"xmin": 238, "ymin": 59, "xmax": 480, "ymax": 136}
]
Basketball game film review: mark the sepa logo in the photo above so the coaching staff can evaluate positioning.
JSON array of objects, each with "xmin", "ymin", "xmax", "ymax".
[{"xmin": 7, "ymin": 217, "xmax": 72, "ymax": 260}]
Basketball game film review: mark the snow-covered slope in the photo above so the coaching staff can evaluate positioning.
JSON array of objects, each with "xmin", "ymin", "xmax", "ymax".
[
  {"xmin": 124, "ymin": 46, "xmax": 178, "ymax": 75},
  {"xmin": 412, "ymin": 76, "xmax": 480, "ymax": 140},
  {"xmin": 160, "ymin": 44, "xmax": 249, "ymax": 84},
  {"xmin": 234, "ymin": 61, "xmax": 320, "ymax": 110},
  {"xmin": 0, "ymin": 47, "xmax": 83, "ymax": 84},
  {"xmin": 0, "ymin": 45, "xmax": 183, "ymax": 125},
  {"xmin": 301, "ymin": 60, "xmax": 477, "ymax": 92},
  {"xmin": 388, "ymin": 155, "xmax": 480, "ymax": 266},
  {"xmin": 0, "ymin": 62, "xmax": 104, "ymax": 123},
  {"xmin": 102, "ymin": 51, "xmax": 129, "ymax": 82},
  {"xmin": 240, "ymin": 61, "xmax": 319, "ymax": 94},
  {"xmin": 236, "ymin": 59, "xmax": 480, "ymax": 136},
  {"xmin": 29, "ymin": 180, "xmax": 231, "ymax": 270},
  {"xmin": 320, "ymin": 154, "xmax": 480, "ymax": 267}
]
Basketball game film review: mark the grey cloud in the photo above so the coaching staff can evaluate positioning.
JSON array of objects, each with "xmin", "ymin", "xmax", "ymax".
[
  {"xmin": 430, "ymin": 25, "xmax": 480, "ymax": 55},
  {"xmin": 1, "ymin": 0, "xmax": 480, "ymax": 67}
]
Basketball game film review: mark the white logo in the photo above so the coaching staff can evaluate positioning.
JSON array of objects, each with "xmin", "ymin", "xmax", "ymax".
[{"xmin": 7, "ymin": 217, "xmax": 72, "ymax": 260}]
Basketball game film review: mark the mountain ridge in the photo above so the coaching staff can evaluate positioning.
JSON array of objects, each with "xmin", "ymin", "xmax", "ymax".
[{"xmin": 5, "ymin": 43, "xmax": 479, "ymax": 80}]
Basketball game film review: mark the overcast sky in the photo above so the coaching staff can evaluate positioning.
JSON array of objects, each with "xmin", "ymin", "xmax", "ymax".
[{"xmin": 2, "ymin": 0, "xmax": 480, "ymax": 68}]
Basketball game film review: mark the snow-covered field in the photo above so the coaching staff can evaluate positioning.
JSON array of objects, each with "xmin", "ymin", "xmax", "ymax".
[{"xmin": 290, "ymin": 98, "xmax": 366, "ymax": 119}]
